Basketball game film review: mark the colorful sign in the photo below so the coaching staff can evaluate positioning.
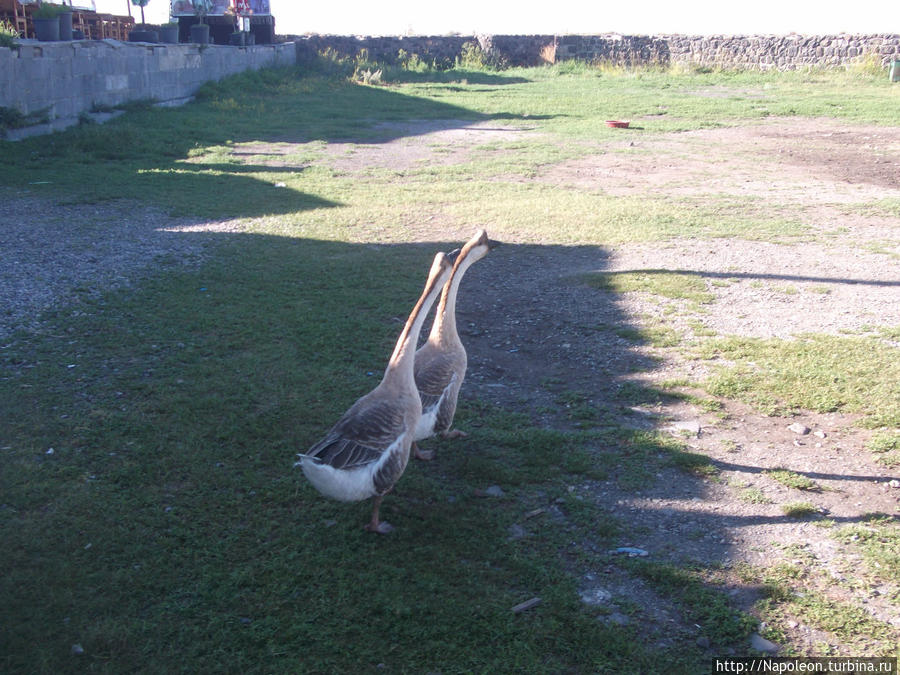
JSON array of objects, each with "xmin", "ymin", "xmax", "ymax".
[{"xmin": 170, "ymin": 0, "xmax": 270, "ymax": 17}]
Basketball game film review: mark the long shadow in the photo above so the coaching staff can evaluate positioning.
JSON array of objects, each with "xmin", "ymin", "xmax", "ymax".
[
  {"xmin": 711, "ymin": 458, "xmax": 899, "ymax": 484},
  {"xmin": 0, "ymin": 70, "xmax": 547, "ymax": 220},
  {"xmin": 605, "ymin": 267, "xmax": 900, "ymax": 288}
]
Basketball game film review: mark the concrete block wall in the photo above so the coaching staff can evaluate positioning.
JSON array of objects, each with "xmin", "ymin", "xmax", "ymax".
[{"xmin": 0, "ymin": 40, "xmax": 295, "ymax": 127}]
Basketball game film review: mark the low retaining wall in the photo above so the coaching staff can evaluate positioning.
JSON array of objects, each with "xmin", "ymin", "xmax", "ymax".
[
  {"xmin": 296, "ymin": 33, "xmax": 900, "ymax": 70},
  {"xmin": 0, "ymin": 39, "xmax": 295, "ymax": 137}
]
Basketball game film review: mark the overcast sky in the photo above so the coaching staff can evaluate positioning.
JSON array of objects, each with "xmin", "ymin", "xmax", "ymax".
[{"xmin": 99, "ymin": 0, "xmax": 896, "ymax": 37}]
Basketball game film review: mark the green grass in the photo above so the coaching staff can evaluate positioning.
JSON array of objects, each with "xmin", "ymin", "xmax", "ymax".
[
  {"xmin": 586, "ymin": 270, "xmax": 716, "ymax": 306},
  {"xmin": 765, "ymin": 468, "xmax": 820, "ymax": 491},
  {"xmin": 781, "ymin": 502, "xmax": 820, "ymax": 518},
  {"xmin": 700, "ymin": 334, "xmax": 900, "ymax": 428},
  {"xmin": 866, "ymin": 431, "xmax": 900, "ymax": 467},
  {"xmin": 2, "ymin": 61, "xmax": 898, "ymax": 671},
  {"xmin": 743, "ymin": 562, "xmax": 898, "ymax": 655},
  {"xmin": 738, "ymin": 487, "xmax": 772, "ymax": 504},
  {"xmin": 833, "ymin": 516, "xmax": 900, "ymax": 583}
]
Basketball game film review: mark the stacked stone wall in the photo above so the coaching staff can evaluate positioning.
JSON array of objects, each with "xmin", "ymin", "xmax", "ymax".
[{"xmin": 295, "ymin": 32, "xmax": 900, "ymax": 71}]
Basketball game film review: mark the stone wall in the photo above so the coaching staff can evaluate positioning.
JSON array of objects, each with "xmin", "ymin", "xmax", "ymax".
[
  {"xmin": 0, "ymin": 40, "xmax": 295, "ymax": 136},
  {"xmin": 295, "ymin": 32, "xmax": 900, "ymax": 71}
]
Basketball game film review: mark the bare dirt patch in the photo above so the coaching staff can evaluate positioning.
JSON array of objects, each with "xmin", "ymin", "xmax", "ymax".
[
  {"xmin": 325, "ymin": 119, "xmax": 538, "ymax": 172},
  {"xmin": 539, "ymin": 119, "xmax": 900, "ymax": 201}
]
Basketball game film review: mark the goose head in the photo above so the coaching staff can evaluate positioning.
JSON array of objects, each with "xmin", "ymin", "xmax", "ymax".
[{"xmin": 453, "ymin": 229, "xmax": 499, "ymax": 270}]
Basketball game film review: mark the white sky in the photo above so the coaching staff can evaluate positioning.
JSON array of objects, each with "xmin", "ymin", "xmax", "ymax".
[{"xmin": 97, "ymin": 0, "xmax": 896, "ymax": 37}]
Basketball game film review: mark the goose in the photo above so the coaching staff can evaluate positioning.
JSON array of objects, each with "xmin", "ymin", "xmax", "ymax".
[
  {"xmin": 412, "ymin": 229, "xmax": 497, "ymax": 460},
  {"xmin": 295, "ymin": 251, "xmax": 454, "ymax": 533}
]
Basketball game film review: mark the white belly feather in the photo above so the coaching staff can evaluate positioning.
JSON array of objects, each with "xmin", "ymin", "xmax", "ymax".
[
  {"xmin": 299, "ymin": 435, "xmax": 407, "ymax": 502},
  {"xmin": 414, "ymin": 405, "xmax": 440, "ymax": 442}
]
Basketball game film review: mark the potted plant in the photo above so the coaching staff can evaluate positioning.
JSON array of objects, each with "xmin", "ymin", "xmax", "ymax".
[
  {"xmin": 189, "ymin": 0, "xmax": 211, "ymax": 45},
  {"xmin": 159, "ymin": 21, "xmax": 179, "ymax": 44},
  {"xmin": 225, "ymin": 5, "xmax": 242, "ymax": 45},
  {"xmin": 58, "ymin": 4, "xmax": 73, "ymax": 41},
  {"xmin": 32, "ymin": 3, "xmax": 64, "ymax": 42},
  {"xmin": 128, "ymin": 0, "xmax": 158, "ymax": 42}
]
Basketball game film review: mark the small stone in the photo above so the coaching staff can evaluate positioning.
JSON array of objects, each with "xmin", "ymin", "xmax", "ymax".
[
  {"xmin": 750, "ymin": 633, "xmax": 779, "ymax": 654},
  {"xmin": 45, "ymin": 447, "xmax": 55, "ymax": 455},
  {"xmin": 609, "ymin": 547, "xmax": 649, "ymax": 557},
  {"xmin": 511, "ymin": 597, "xmax": 542, "ymax": 613},
  {"xmin": 667, "ymin": 419, "xmax": 702, "ymax": 437},
  {"xmin": 507, "ymin": 523, "xmax": 527, "ymax": 540},
  {"xmin": 888, "ymin": 480, "xmax": 900, "ymax": 489},
  {"xmin": 484, "ymin": 485, "xmax": 505, "ymax": 497},
  {"xmin": 813, "ymin": 430, "xmax": 827, "ymax": 439},
  {"xmin": 786, "ymin": 620, "xmax": 799, "ymax": 628},
  {"xmin": 71, "ymin": 644, "xmax": 85, "ymax": 656},
  {"xmin": 788, "ymin": 423, "xmax": 810, "ymax": 435},
  {"xmin": 579, "ymin": 587, "xmax": 612, "ymax": 605}
]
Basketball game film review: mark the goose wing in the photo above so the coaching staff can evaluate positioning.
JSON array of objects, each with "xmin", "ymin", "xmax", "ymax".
[
  {"xmin": 302, "ymin": 399, "xmax": 409, "ymax": 471},
  {"xmin": 415, "ymin": 352, "xmax": 463, "ymax": 433}
]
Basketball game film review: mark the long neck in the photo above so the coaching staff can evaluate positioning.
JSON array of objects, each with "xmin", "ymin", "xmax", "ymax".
[
  {"xmin": 428, "ymin": 253, "xmax": 477, "ymax": 345},
  {"xmin": 385, "ymin": 275, "xmax": 446, "ymax": 382}
]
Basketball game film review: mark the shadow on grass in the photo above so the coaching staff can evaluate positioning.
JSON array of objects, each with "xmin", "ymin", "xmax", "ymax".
[
  {"xmin": 0, "ymin": 69, "xmax": 551, "ymax": 220},
  {"xmin": 0, "ymin": 230, "xmax": 749, "ymax": 672}
]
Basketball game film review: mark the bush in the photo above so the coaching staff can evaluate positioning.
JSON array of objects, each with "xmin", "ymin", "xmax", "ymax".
[
  {"xmin": 0, "ymin": 18, "xmax": 18, "ymax": 48},
  {"xmin": 456, "ymin": 41, "xmax": 508, "ymax": 71}
]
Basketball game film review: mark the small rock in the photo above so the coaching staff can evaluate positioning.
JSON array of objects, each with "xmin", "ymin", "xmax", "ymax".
[
  {"xmin": 604, "ymin": 611, "xmax": 630, "ymax": 625},
  {"xmin": 888, "ymin": 480, "xmax": 900, "ymax": 489},
  {"xmin": 786, "ymin": 620, "xmax": 799, "ymax": 629},
  {"xmin": 813, "ymin": 430, "xmax": 827, "ymax": 439},
  {"xmin": 71, "ymin": 644, "xmax": 85, "ymax": 656},
  {"xmin": 45, "ymin": 447, "xmax": 55, "ymax": 455},
  {"xmin": 667, "ymin": 420, "xmax": 702, "ymax": 437},
  {"xmin": 788, "ymin": 423, "xmax": 810, "ymax": 435},
  {"xmin": 507, "ymin": 523, "xmax": 527, "ymax": 540},
  {"xmin": 750, "ymin": 633, "xmax": 779, "ymax": 654},
  {"xmin": 609, "ymin": 547, "xmax": 649, "ymax": 557},
  {"xmin": 484, "ymin": 485, "xmax": 505, "ymax": 498},
  {"xmin": 579, "ymin": 587, "xmax": 612, "ymax": 606},
  {"xmin": 511, "ymin": 597, "xmax": 542, "ymax": 613}
]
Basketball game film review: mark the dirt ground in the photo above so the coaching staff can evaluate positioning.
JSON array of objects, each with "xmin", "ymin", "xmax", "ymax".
[{"xmin": 5, "ymin": 116, "xmax": 898, "ymax": 656}]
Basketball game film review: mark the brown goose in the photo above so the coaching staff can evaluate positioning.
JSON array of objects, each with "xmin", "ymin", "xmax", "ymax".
[
  {"xmin": 412, "ymin": 229, "xmax": 497, "ymax": 460},
  {"xmin": 295, "ymin": 251, "xmax": 454, "ymax": 533}
]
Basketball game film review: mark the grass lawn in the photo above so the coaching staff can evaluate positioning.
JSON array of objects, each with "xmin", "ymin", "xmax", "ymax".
[{"xmin": 1, "ymin": 57, "xmax": 898, "ymax": 672}]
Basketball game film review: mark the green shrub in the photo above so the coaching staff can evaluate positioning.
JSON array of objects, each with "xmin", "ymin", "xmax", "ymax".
[
  {"xmin": 0, "ymin": 18, "xmax": 18, "ymax": 48},
  {"xmin": 456, "ymin": 40, "xmax": 508, "ymax": 71}
]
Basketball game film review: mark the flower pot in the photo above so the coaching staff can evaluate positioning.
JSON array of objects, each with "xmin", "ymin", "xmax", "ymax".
[
  {"xmin": 228, "ymin": 31, "xmax": 244, "ymax": 46},
  {"xmin": 190, "ymin": 23, "xmax": 209, "ymax": 44},
  {"xmin": 34, "ymin": 17, "xmax": 60, "ymax": 42},
  {"xmin": 159, "ymin": 24, "xmax": 179, "ymax": 44},
  {"xmin": 891, "ymin": 60, "xmax": 900, "ymax": 83},
  {"xmin": 58, "ymin": 11, "xmax": 73, "ymax": 41},
  {"xmin": 129, "ymin": 29, "xmax": 159, "ymax": 43}
]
